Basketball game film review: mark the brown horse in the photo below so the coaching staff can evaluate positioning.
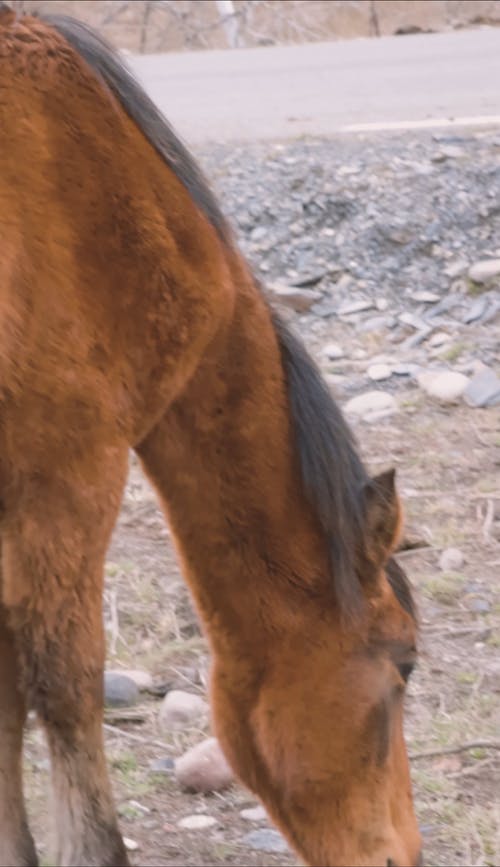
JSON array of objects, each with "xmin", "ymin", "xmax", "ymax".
[{"xmin": 0, "ymin": 6, "xmax": 421, "ymax": 867}]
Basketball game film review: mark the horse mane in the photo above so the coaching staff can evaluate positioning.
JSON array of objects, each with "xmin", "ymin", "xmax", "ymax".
[
  {"xmin": 271, "ymin": 313, "xmax": 369, "ymax": 615},
  {"xmin": 34, "ymin": 12, "xmax": 412, "ymax": 620},
  {"xmin": 40, "ymin": 13, "xmax": 231, "ymax": 245}
]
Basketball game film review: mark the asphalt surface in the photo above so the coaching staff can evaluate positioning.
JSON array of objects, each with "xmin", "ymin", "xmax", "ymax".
[{"xmin": 128, "ymin": 27, "xmax": 500, "ymax": 143}]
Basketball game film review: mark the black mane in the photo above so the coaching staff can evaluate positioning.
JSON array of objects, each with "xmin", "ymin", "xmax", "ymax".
[
  {"xmin": 41, "ymin": 13, "xmax": 231, "ymax": 245},
  {"xmin": 272, "ymin": 314, "xmax": 369, "ymax": 617}
]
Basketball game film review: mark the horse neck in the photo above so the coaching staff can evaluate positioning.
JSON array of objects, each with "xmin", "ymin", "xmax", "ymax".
[{"xmin": 138, "ymin": 266, "xmax": 329, "ymax": 655}]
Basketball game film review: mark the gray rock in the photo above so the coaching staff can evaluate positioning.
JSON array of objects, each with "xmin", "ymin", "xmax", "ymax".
[
  {"xmin": 175, "ymin": 737, "xmax": 234, "ymax": 793},
  {"xmin": 432, "ymin": 145, "xmax": 465, "ymax": 161},
  {"xmin": 426, "ymin": 294, "xmax": 464, "ymax": 318},
  {"xmin": 481, "ymin": 297, "xmax": 500, "ymax": 324},
  {"xmin": 150, "ymin": 757, "xmax": 175, "ymax": 774},
  {"xmin": 399, "ymin": 312, "xmax": 427, "ymax": 330},
  {"xmin": 104, "ymin": 672, "xmax": 139, "ymax": 708},
  {"xmin": 159, "ymin": 690, "xmax": 208, "ymax": 731},
  {"xmin": 242, "ymin": 829, "xmax": 289, "ymax": 854},
  {"xmin": 463, "ymin": 367, "xmax": 500, "ymax": 407},
  {"xmin": 444, "ymin": 259, "xmax": 468, "ymax": 279},
  {"xmin": 439, "ymin": 548, "xmax": 464, "ymax": 572},
  {"xmin": 392, "ymin": 363, "xmax": 421, "ymax": 377},
  {"xmin": 357, "ymin": 315, "xmax": 397, "ymax": 333},
  {"xmin": 410, "ymin": 291, "xmax": 440, "ymax": 303},
  {"xmin": 311, "ymin": 300, "xmax": 338, "ymax": 318},
  {"xmin": 250, "ymin": 226, "xmax": 267, "ymax": 242},
  {"xmin": 401, "ymin": 327, "xmax": 434, "ymax": 350},
  {"xmin": 463, "ymin": 296, "xmax": 489, "ymax": 324},
  {"xmin": 338, "ymin": 299, "xmax": 373, "ymax": 316},
  {"xmin": 267, "ymin": 283, "xmax": 322, "ymax": 312},
  {"xmin": 417, "ymin": 370, "xmax": 469, "ymax": 403},
  {"xmin": 468, "ymin": 259, "xmax": 500, "ymax": 284},
  {"xmin": 106, "ymin": 669, "xmax": 153, "ymax": 692}
]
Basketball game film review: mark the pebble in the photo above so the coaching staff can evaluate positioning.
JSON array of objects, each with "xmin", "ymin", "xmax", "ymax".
[
  {"xmin": 399, "ymin": 311, "xmax": 427, "ymax": 329},
  {"xmin": 367, "ymin": 363, "xmax": 392, "ymax": 381},
  {"xmin": 410, "ymin": 291, "xmax": 440, "ymax": 303},
  {"xmin": 123, "ymin": 837, "xmax": 139, "ymax": 852},
  {"xmin": 393, "ymin": 362, "xmax": 421, "ymax": 377},
  {"xmin": 463, "ymin": 367, "xmax": 500, "ymax": 408},
  {"xmin": 344, "ymin": 391, "xmax": 397, "ymax": 421},
  {"xmin": 177, "ymin": 815, "xmax": 217, "ymax": 831},
  {"xmin": 427, "ymin": 331, "xmax": 451, "ymax": 348},
  {"xmin": 106, "ymin": 669, "xmax": 153, "ymax": 692},
  {"xmin": 240, "ymin": 805, "xmax": 268, "ymax": 822},
  {"xmin": 338, "ymin": 299, "xmax": 373, "ymax": 315},
  {"xmin": 463, "ymin": 296, "xmax": 489, "ymax": 324},
  {"xmin": 267, "ymin": 283, "xmax": 322, "ymax": 312},
  {"xmin": 439, "ymin": 548, "xmax": 464, "ymax": 572},
  {"xmin": 158, "ymin": 690, "xmax": 208, "ymax": 731},
  {"xmin": 417, "ymin": 370, "xmax": 469, "ymax": 403},
  {"xmin": 149, "ymin": 757, "xmax": 175, "ymax": 773},
  {"xmin": 444, "ymin": 259, "xmax": 468, "ymax": 279},
  {"xmin": 468, "ymin": 259, "xmax": 500, "ymax": 284},
  {"xmin": 104, "ymin": 672, "xmax": 139, "ymax": 708},
  {"xmin": 242, "ymin": 829, "xmax": 289, "ymax": 854},
  {"xmin": 321, "ymin": 342, "xmax": 345, "ymax": 360},
  {"xmin": 175, "ymin": 737, "xmax": 234, "ymax": 793},
  {"xmin": 357, "ymin": 315, "xmax": 397, "ymax": 333}
]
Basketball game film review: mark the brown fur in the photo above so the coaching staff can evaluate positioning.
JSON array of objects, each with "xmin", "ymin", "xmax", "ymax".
[{"xmin": 0, "ymin": 9, "xmax": 421, "ymax": 867}]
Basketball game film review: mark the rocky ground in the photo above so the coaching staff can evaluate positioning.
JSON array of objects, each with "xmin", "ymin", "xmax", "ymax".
[{"xmin": 24, "ymin": 130, "xmax": 499, "ymax": 866}]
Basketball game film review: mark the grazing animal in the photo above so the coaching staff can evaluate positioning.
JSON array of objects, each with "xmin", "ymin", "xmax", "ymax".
[{"xmin": 0, "ymin": 6, "xmax": 421, "ymax": 866}]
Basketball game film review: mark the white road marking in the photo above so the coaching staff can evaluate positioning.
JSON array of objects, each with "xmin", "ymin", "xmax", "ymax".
[{"xmin": 340, "ymin": 115, "xmax": 500, "ymax": 133}]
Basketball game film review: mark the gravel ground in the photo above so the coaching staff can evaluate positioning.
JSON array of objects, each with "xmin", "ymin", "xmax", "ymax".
[{"xmin": 201, "ymin": 129, "xmax": 500, "ymax": 311}]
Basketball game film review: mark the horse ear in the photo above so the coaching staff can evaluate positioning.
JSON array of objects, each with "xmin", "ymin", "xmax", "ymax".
[{"xmin": 363, "ymin": 469, "xmax": 403, "ymax": 569}]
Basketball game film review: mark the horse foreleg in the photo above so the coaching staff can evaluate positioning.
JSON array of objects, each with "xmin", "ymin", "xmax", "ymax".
[
  {"xmin": 2, "ymin": 447, "xmax": 129, "ymax": 867},
  {"xmin": 0, "ymin": 598, "xmax": 37, "ymax": 867}
]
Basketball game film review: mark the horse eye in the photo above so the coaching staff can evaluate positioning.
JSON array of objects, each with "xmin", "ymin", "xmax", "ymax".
[{"xmin": 397, "ymin": 661, "xmax": 415, "ymax": 683}]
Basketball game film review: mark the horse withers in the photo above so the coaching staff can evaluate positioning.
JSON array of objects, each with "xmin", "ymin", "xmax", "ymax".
[{"xmin": 0, "ymin": 6, "xmax": 421, "ymax": 866}]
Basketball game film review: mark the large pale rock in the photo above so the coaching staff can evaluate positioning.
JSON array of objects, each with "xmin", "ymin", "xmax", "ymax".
[
  {"xmin": 468, "ymin": 259, "xmax": 500, "ymax": 284},
  {"xmin": 417, "ymin": 371, "xmax": 468, "ymax": 403},
  {"xmin": 175, "ymin": 737, "xmax": 234, "ymax": 793},
  {"xmin": 367, "ymin": 363, "xmax": 392, "ymax": 382},
  {"xmin": 344, "ymin": 391, "xmax": 397, "ymax": 421},
  {"xmin": 159, "ymin": 690, "xmax": 208, "ymax": 731}
]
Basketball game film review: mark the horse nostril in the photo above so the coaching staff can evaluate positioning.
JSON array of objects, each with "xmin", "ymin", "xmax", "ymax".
[{"xmin": 386, "ymin": 860, "xmax": 395, "ymax": 867}]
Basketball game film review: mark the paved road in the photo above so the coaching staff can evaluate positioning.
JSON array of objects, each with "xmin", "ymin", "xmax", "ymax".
[{"xmin": 129, "ymin": 27, "xmax": 500, "ymax": 144}]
